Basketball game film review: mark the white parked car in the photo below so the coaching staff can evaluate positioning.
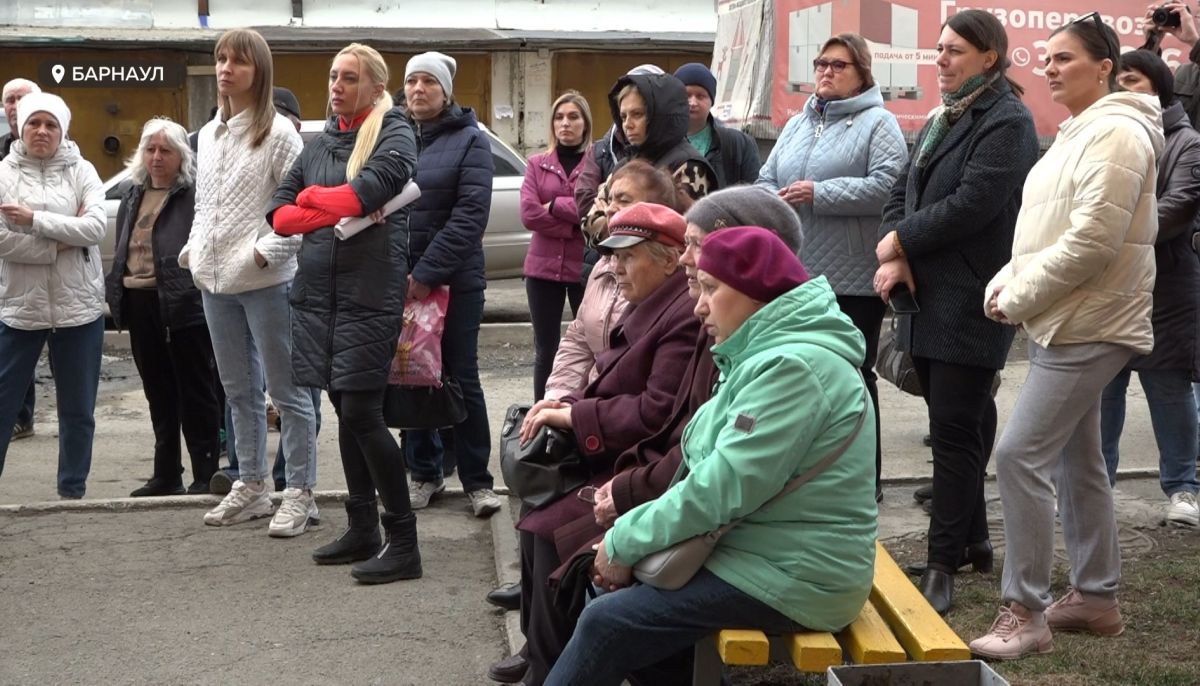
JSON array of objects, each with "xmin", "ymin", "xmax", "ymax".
[{"xmin": 101, "ymin": 119, "xmax": 529, "ymax": 281}]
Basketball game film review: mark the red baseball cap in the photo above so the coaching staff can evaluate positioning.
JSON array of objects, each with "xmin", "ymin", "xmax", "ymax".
[{"xmin": 600, "ymin": 202, "xmax": 687, "ymax": 250}]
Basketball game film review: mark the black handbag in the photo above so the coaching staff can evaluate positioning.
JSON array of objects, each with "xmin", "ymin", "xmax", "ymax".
[
  {"xmin": 498, "ymin": 403, "xmax": 589, "ymax": 509},
  {"xmin": 383, "ymin": 377, "xmax": 467, "ymax": 430},
  {"xmin": 876, "ymin": 317, "xmax": 923, "ymax": 397}
]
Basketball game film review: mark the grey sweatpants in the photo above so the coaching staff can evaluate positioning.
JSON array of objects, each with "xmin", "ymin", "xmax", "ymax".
[{"xmin": 995, "ymin": 341, "xmax": 1133, "ymax": 612}]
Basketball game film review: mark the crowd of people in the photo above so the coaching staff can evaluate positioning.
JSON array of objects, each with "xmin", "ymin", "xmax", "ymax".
[{"xmin": 0, "ymin": 5, "xmax": 1199, "ymax": 683}]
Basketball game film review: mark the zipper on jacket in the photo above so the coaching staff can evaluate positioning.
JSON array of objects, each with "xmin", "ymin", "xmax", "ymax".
[
  {"xmin": 325, "ymin": 235, "xmax": 338, "ymax": 382},
  {"xmin": 814, "ymin": 114, "xmax": 826, "ymax": 139}
]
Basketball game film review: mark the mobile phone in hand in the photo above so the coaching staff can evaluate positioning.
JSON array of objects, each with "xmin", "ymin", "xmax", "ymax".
[{"xmin": 889, "ymin": 284, "xmax": 919, "ymax": 314}]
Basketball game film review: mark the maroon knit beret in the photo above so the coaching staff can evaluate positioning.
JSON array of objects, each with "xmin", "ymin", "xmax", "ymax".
[{"xmin": 697, "ymin": 226, "xmax": 809, "ymax": 302}]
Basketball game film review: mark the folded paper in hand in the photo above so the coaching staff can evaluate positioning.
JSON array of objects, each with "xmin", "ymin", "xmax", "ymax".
[{"xmin": 334, "ymin": 180, "xmax": 421, "ymax": 240}]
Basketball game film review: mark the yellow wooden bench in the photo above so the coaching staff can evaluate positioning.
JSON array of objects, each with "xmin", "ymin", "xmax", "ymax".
[{"xmin": 692, "ymin": 541, "xmax": 971, "ymax": 685}]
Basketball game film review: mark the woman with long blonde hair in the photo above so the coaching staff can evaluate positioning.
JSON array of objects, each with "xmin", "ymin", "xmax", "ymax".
[
  {"xmin": 181, "ymin": 28, "xmax": 317, "ymax": 535},
  {"xmin": 269, "ymin": 42, "xmax": 422, "ymax": 584}
]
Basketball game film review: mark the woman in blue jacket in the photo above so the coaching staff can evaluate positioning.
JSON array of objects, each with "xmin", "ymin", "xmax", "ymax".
[
  {"xmin": 757, "ymin": 32, "xmax": 907, "ymax": 500},
  {"xmin": 399, "ymin": 52, "xmax": 502, "ymax": 519}
]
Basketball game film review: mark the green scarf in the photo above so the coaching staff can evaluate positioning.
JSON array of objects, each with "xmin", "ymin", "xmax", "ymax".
[{"xmin": 915, "ymin": 72, "xmax": 1000, "ymax": 169}]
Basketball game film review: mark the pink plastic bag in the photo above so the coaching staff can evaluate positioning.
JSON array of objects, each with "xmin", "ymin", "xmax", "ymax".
[{"xmin": 389, "ymin": 286, "xmax": 450, "ymax": 387}]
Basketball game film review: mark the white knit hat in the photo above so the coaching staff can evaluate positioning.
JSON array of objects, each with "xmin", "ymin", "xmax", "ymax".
[
  {"xmin": 405, "ymin": 52, "xmax": 457, "ymax": 100},
  {"xmin": 17, "ymin": 92, "xmax": 71, "ymax": 137}
]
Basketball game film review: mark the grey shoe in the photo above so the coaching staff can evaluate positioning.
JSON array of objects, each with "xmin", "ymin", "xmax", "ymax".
[
  {"xmin": 209, "ymin": 470, "xmax": 234, "ymax": 496},
  {"xmin": 468, "ymin": 488, "xmax": 502, "ymax": 518},
  {"xmin": 409, "ymin": 479, "xmax": 445, "ymax": 509},
  {"xmin": 11, "ymin": 422, "xmax": 34, "ymax": 441}
]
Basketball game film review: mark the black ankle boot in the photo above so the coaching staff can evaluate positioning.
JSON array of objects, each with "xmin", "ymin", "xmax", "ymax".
[
  {"xmin": 187, "ymin": 448, "xmax": 220, "ymax": 495},
  {"xmin": 918, "ymin": 567, "xmax": 955, "ymax": 615},
  {"xmin": 963, "ymin": 539, "xmax": 994, "ymax": 574},
  {"xmin": 350, "ymin": 511, "xmax": 422, "ymax": 583},
  {"xmin": 313, "ymin": 498, "xmax": 382, "ymax": 565},
  {"xmin": 130, "ymin": 477, "xmax": 185, "ymax": 497}
]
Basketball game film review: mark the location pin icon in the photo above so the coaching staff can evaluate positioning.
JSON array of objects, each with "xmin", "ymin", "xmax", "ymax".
[{"xmin": 51, "ymin": 64, "xmax": 65, "ymax": 84}]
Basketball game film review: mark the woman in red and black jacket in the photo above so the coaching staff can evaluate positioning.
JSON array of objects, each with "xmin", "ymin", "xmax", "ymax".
[
  {"xmin": 269, "ymin": 43, "xmax": 421, "ymax": 585},
  {"xmin": 521, "ymin": 90, "xmax": 592, "ymax": 401}
]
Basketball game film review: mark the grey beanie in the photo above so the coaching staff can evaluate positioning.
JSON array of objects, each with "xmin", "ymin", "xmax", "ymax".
[
  {"xmin": 405, "ymin": 51, "xmax": 457, "ymax": 100},
  {"xmin": 684, "ymin": 185, "xmax": 804, "ymax": 255}
]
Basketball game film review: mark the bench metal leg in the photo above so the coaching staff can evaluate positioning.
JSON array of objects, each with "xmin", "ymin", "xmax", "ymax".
[{"xmin": 693, "ymin": 635, "xmax": 724, "ymax": 686}]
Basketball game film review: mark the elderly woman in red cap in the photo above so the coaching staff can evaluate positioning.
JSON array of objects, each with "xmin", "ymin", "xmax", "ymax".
[
  {"xmin": 500, "ymin": 201, "xmax": 700, "ymax": 686},
  {"xmin": 545, "ymin": 227, "xmax": 879, "ymax": 686}
]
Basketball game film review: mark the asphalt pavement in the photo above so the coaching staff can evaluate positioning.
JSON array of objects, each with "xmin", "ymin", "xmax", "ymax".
[{"xmin": 0, "ymin": 278, "xmax": 1192, "ymax": 684}]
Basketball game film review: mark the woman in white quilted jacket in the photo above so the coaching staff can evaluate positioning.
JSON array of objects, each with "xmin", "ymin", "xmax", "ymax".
[
  {"xmin": 970, "ymin": 15, "xmax": 1163, "ymax": 661},
  {"xmin": 756, "ymin": 32, "xmax": 908, "ymax": 501},
  {"xmin": 179, "ymin": 28, "xmax": 318, "ymax": 536},
  {"xmin": 0, "ymin": 92, "xmax": 105, "ymax": 499}
]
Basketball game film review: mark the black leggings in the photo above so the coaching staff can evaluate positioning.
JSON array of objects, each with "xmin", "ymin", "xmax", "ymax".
[
  {"xmin": 912, "ymin": 356, "xmax": 996, "ymax": 569},
  {"xmin": 527, "ymin": 276, "xmax": 585, "ymax": 401},
  {"xmin": 835, "ymin": 295, "xmax": 886, "ymax": 493},
  {"xmin": 330, "ymin": 389, "xmax": 411, "ymax": 514}
]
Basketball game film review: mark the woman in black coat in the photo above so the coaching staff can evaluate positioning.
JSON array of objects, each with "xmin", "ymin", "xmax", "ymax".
[
  {"xmin": 269, "ymin": 43, "xmax": 421, "ymax": 584},
  {"xmin": 1100, "ymin": 50, "xmax": 1200, "ymax": 526},
  {"xmin": 872, "ymin": 10, "xmax": 1039, "ymax": 613},
  {"xmin": 400, "ymin": 51, "xmax": 503, "ymax": 518},
  {"xmin": 106, "ymin": 118, "xmax": 221, "ymax": 497}
]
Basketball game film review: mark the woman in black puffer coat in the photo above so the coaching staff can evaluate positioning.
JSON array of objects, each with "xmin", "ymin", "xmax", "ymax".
[{"xmin": 269, "ymin": 43, "xmax": 421, "ymax": 584}]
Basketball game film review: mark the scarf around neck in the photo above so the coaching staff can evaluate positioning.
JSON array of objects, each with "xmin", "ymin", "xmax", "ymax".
[{"xmin": 915, "ymin": 72, "xmax": 1000, "ymax": 168}]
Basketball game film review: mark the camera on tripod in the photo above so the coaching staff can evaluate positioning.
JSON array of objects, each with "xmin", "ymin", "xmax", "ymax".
[{"xmin": 1152, "ymin": 5, "xmax": 1183, "ymax": 28}]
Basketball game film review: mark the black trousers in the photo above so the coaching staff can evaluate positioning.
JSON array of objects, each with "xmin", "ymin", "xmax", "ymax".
[
  {"xmin": 124, "ymin": 288, "xmax": 221, "ymax": 484},
  {"xmin": 526, "ymin": 276, "xmax": 584, "ymax": 401},
  {"xmin": 519, "ymin": 524, "xmax": 576, "ymax": 686},
  {"xmin": 331, "ymin": 388, "xmax": 412, "ymax": 514},
  {"xmin": 835, "ymin": 295, "xmax": 886, "ymax": 494},
  {"xmin": 913, "ymin": 356, "xmax": 996, "ymax": 569}
]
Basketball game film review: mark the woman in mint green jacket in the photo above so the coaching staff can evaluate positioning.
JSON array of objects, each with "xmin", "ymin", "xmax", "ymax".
[{"xmin": 545, "ymin": 227, "xmax": 878, "ymax": 686}]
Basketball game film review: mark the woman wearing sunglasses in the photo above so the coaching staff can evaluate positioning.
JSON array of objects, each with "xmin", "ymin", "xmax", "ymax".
[
  {"xmin": 970, "ymin": 13, "xmax": 1162, "ymax": 660},
  {"xmin": 757, "ymin": 32, "xmax": 907, "ymax": 503}
]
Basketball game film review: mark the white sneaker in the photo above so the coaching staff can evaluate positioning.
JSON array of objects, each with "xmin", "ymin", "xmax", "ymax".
[
  {"xmin": 268, "ymin": 488, "xmax": 320, "ymax": 537},
  {"xmin": 468, "ymin": 488, "xmax": 502, "ymax": 518},
  {"xmin": 1166, "ymin": 491, "xmax": 1199, "ymax": 527},
  {"xmin": 203, "ymin": 480, "xmax": 273, "ymax": 526},
  {"xmin": 409, "ymin": 479, "xmax": 445, "ymax": 510}
]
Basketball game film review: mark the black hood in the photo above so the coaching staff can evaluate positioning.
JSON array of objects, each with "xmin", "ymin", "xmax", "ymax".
[
  {"xmin": 607, "ymin": 73, "xmax": 690, "ymax": 163},
  {"xmin": 1164, "ymin": 100, "xmax": 1189, "ymax": 136}
]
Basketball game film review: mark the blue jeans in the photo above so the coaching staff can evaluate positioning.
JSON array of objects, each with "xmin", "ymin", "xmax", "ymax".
[
  {"xmin": 202, "ymin": 284, "xmax": 317, "ymax": 489},
  {"xmin": 0, "ymin": 317, "xmax": 104, "ymax": 498},
  {"xmin": 545, "ymin": 569, "xmax": 806, "ymax": 686},
  {"xmin": 404, "ymin": 289, "xmax": 493, "ymax": 491},
  {"xmin": 1101, "ymin": 368, "xmax": 1200, "ymax": 496},
  {"xmin": 224, "ymin": 387, "xmax": 322, "ymax": 488}
]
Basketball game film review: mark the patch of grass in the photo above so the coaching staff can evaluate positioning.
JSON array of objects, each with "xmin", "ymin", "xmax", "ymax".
[{"xmin": 728, "ymin": 527, "xmax": 1199, "ymax": 685}]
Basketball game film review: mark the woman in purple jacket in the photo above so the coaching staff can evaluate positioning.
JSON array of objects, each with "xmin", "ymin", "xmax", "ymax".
[{"xmin": 521, "ymin": 91, "xmax": 593, "ymax": 400}]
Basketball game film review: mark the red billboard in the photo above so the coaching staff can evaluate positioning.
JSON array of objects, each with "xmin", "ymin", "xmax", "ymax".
[{"xmin": 714, "ymin": 0, "xmax": 1189, "ymax": 141}]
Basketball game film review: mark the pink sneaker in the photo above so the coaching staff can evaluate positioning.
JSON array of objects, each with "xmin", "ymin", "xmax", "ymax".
[
  {"xmin": 969, "ymin": 604, "xmax": 1054, "ymax": 661},
  {"xmin": 1045, "ymin": 587, "xmax": 1124, "ymax": 637}
]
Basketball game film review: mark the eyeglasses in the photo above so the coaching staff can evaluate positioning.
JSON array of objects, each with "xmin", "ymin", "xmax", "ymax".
[{"xmin": 813, "ymin": 59, "xmax": 853, "ymax": 73}]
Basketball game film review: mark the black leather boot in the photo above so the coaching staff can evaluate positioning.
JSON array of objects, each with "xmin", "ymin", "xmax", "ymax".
[
  {"xmin": 350, "ymin": 511, "xmax": 422, "ymax": 583},
  {"xmin": 187, "ymin": 447, "xmax": 220, "ymax": 495},
  {"xmin": 905, "ymin": 539, "xmax": 994, "ymax": 577},
  {"xmin": 918, "ymin": 567, "xmax": 955, "ymax": 615},
  {"xmin": 312, "ymin": 498, "xmax": 382, "ymax": 565}
]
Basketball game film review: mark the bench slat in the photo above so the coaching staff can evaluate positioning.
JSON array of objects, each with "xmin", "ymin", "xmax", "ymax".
[
  {"xmin": 843, "ymin": 599, "xmax": 907, "ymax": 664},
  {"xmin": 788, "ymin": 631, "xmax": 843, "ymax": 673},
  {"xmin": 871, "ymin": 541, "xmax": 971, "ymax": 662},
  {"xmin": 716, "ymin": 629, "xmax": 770, "ymax": 666}
]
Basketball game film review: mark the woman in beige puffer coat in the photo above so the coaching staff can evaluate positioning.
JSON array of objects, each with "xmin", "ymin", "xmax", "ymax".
[
  {"xmin": 0, "ymin": 92, "xmax": 106, "ymax": 499},
  {"xmin": 970, "ymin": 15, "xmax": 1163, "ymax": 661}
]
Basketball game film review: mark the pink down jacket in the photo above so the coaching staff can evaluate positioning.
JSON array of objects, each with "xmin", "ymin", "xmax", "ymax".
[{"xmin": 520, "ymin": 149, "xmax": 586, "ymax": 283}]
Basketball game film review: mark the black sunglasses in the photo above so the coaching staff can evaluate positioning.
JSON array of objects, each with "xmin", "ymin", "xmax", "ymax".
[{"xmin": 1070, "ymin": 11, "xmax": 1117, "ymax": 61}]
